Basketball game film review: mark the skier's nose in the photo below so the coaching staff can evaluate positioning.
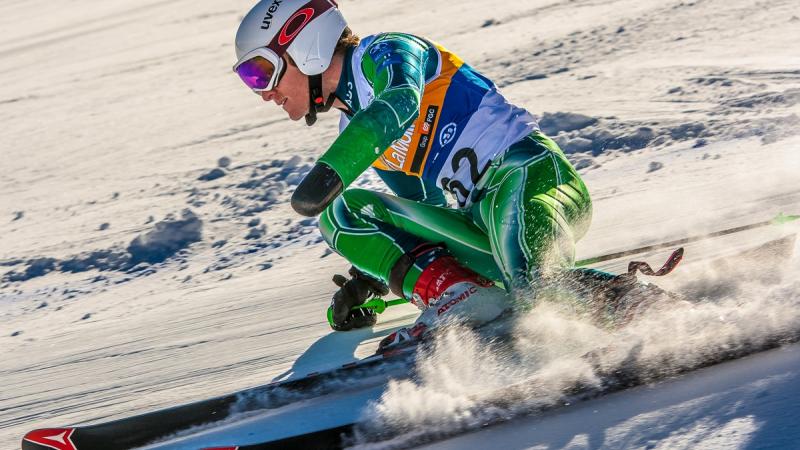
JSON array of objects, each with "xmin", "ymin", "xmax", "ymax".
[{"xmin": 260, "ymin": 89, "xmax": 277, "ymax": 103}]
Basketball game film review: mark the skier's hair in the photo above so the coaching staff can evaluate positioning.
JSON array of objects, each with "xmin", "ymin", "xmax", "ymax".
[
  {"xmin": 285, "ymin": 27, "xmax": 359, "ymax": 67},
  {"xmin": 334, "ymin": 27, "xmax": 360, "ymax": 54}
]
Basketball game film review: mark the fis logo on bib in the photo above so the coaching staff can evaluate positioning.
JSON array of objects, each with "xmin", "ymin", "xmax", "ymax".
[{"xmin": 438, "ymin": 122, "xmax": 458, "ymax": 147}]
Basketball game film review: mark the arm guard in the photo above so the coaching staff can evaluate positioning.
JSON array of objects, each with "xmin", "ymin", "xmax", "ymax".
[{"xmin": 291, "ymin": 162, "xmax": 343, "ymax": 217}]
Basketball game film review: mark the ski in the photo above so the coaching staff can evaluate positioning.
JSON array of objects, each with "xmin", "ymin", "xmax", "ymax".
[
  {"xmin": 20, "ymin": 228, "xmax": 797, "ymax": 450},
  {"xmin": 20, "ymin": 346, "xmax": 418, "ymax": 450},
  {"xmin": 200, "ymin": 326, "xmax": 800, "ymax": 450},
  {"xmin": 197, "ymin": 232, "xmax": 798, "ymax": 450}
]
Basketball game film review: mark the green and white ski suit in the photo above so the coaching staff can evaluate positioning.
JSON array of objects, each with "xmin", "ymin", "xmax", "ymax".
[{"xmin": 316, "ymin": 32, "xmax": 592, "ymax": 299}]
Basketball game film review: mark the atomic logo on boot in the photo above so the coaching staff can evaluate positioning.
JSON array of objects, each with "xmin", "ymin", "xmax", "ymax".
[{"xmin": 437, "ymin": 285, "xmax": 478, "ymax": 316}]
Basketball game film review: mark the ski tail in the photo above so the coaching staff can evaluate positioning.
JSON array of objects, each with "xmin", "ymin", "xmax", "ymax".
[
  {"xmin": 22, "ymin": 428, "xmax": 78, "ymax": 450},
  {"xmin": 18, "ymin": 346, "xmax": 417, "ymax": 450}
]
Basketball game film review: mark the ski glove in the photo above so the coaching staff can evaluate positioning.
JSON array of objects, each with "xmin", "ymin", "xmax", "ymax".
[{"xmin": 328, "ymin": 266, "xmax": 389, "ymax": 331}]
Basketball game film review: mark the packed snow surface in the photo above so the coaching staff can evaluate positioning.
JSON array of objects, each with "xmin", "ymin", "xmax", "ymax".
[
  {"xmin": 1, "ymin": 0, "xmax": 799, "ymax": 449},
  {"xmin": 417, "ymin": 344, "xmax": 800, "ymax": 450}
]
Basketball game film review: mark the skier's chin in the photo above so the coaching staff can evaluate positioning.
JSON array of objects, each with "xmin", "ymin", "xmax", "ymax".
[{"xmin": 286, "ymin": 109, "xmax": 307, "ymax": 121}]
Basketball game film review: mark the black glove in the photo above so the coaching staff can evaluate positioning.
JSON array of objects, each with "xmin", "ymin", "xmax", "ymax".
[{"xmin": 329, "ymin": 266, "xmax": 389, "ymax": 331}]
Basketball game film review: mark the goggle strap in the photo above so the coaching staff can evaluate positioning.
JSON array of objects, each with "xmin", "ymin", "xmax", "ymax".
[{"xmin": 274, "ymin": 58, "xmax": 287, "ymax": 90}]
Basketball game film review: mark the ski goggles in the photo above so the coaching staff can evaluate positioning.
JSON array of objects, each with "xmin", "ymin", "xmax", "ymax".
[{"xmin": 233, "ymin": 48, "xmax": 286, "ymax": 93}]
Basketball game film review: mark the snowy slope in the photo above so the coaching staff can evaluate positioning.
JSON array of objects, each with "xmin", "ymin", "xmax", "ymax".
[
  {"xmin": 419, "ymin": 344, "xmax": 800, "ymax": 450},
  {"xmin": 2, "ymin": 0, "xmax": 800, "ymax": 449}
]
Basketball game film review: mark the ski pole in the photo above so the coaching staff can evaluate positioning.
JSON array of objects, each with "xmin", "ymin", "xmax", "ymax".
[
  {"xmin": 356, "ymin": 212, "xmax": 799, "ymax": 314},
  {"xmin": 355, "ymin": 298, "xmax": 410, "ymax": 314}
]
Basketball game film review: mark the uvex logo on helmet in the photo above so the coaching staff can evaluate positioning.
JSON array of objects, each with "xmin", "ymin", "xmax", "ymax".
[
  {"xmin": 278, "ymin": 7, "xmax": 315, "ymax": 46},
  {"xmin": 260, "ymin": 0, "xmax": 283, "ymax": 30}
]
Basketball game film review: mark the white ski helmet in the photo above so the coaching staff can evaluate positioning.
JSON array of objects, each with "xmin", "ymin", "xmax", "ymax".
[{"xmin": 234, "ymin": 0, "xmax": 347, "ymax": 80}]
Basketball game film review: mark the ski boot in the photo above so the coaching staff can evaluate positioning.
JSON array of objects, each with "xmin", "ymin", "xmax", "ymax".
[
  {"xmin": 378, "ymin": 255, "xmax": 510, "ymax": 352},
  {"xmin": 328, "ymin": 266, "xmax": 389, "ymax": 331}
]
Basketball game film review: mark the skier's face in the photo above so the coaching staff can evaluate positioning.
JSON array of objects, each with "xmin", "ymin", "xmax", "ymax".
[{"xmin": 260, "ymin": 57, "xmax": 308, "ymax": 121}]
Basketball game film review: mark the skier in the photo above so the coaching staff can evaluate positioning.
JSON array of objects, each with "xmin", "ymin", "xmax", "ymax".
[{"xmin": 233, "ymin": 0, "xmax": 599, "ymax": 349}]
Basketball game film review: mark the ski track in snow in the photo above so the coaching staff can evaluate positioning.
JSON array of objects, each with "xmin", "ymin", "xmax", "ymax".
[{"xmin": 1, "ymin": 0, "xmax": 800, "ymax": 448}]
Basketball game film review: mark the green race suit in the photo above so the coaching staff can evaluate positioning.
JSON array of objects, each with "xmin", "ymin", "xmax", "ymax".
[{"xmin": 317, "ymin": 33, "xmax": 592, "ymax": 297}]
